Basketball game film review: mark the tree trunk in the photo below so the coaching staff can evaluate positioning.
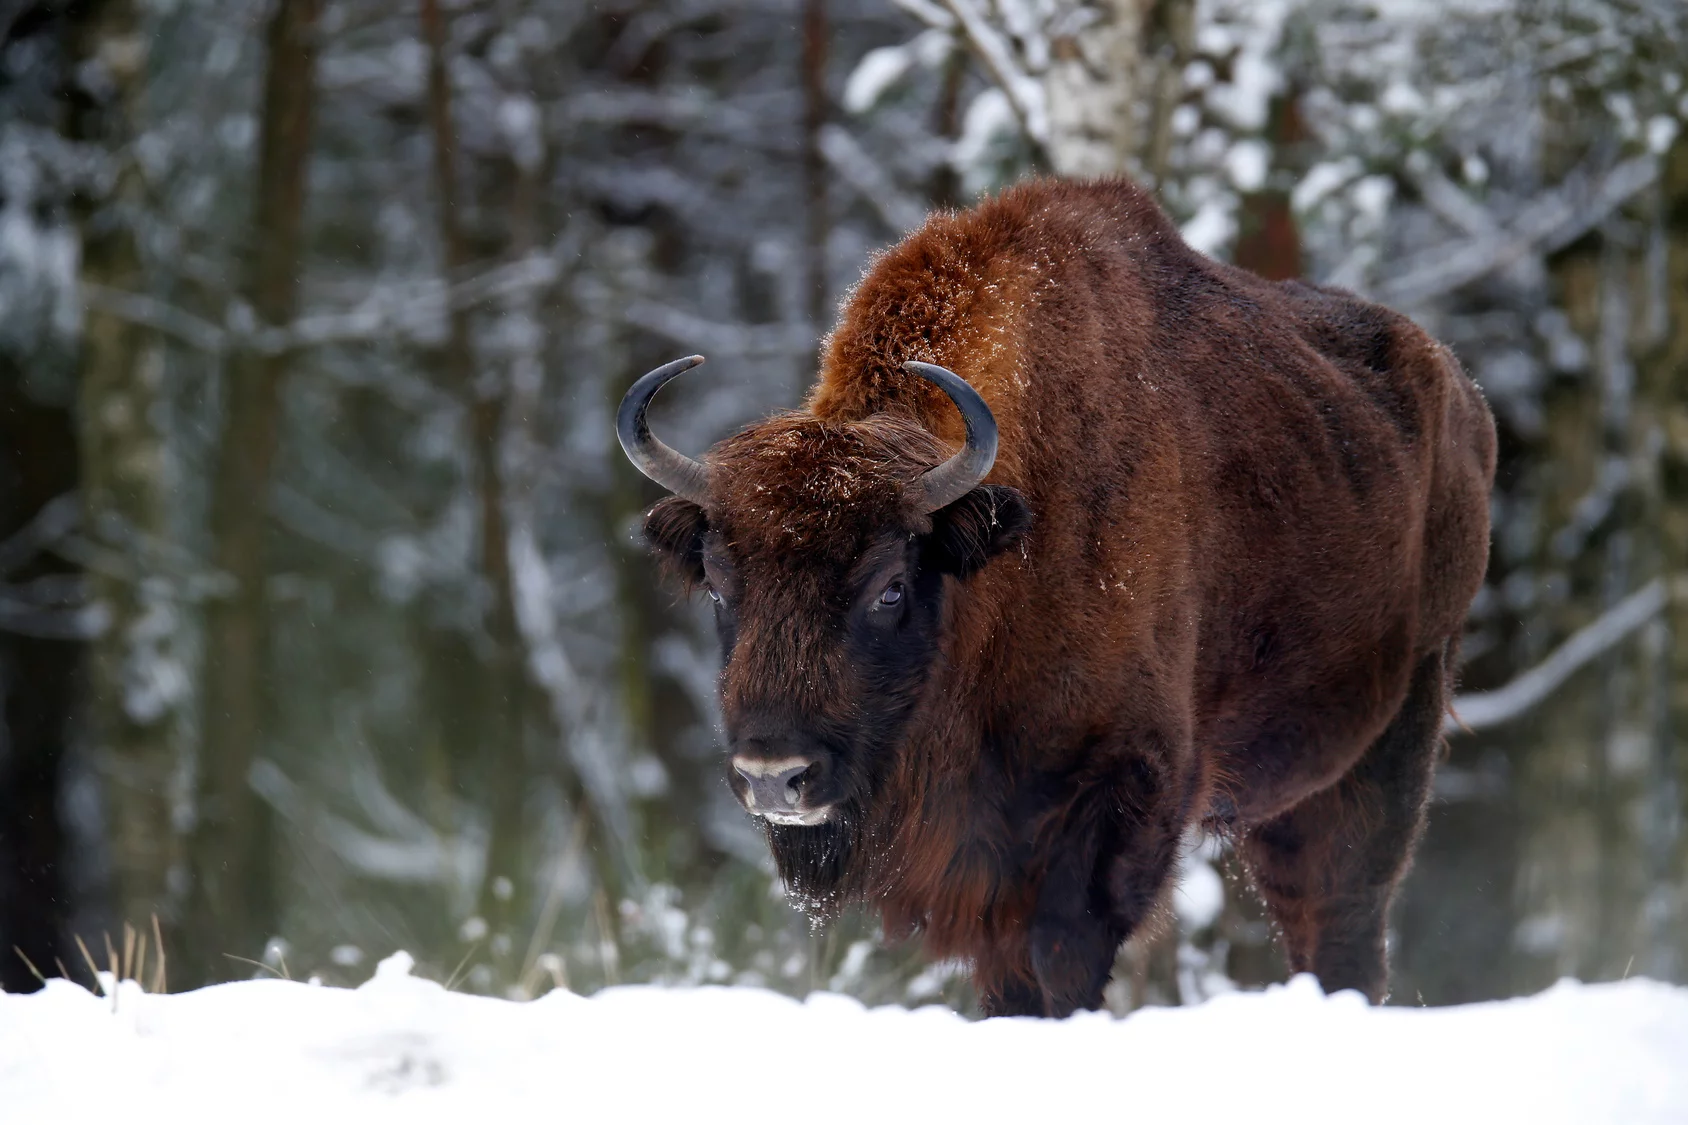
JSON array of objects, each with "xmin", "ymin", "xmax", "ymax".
[
  {"xmin": 1233, "ymin": 88, "xmax": 1306, "ymax": 281},
  {"xmin": 802, "ymin": 0, "xmax": 830, "ymax": 332},
  {"xmin": 1043, "ymin": 0, "xmax": 1148, "ymax": 177},
  {"xmin": 190, "ymin": 0, "xmax": 321, "ymax": 984},
  {"xmin": 420, "ymin": 0, "xmax": 527, "ymax": 949},
  {"xmin": 67, "ymin": 0, "xmax": 191, "ymax": 977},
  {"xmin": 929, "ymin": 41, "xmax": 966, "ymax": 208},
  {"xmin": 1140, "ymin": 0, "xmax": 1195, "ymax": 188},
  {"xmin": 0, "ymin": 368, "xmax": 81, "ymax": 992},
  {"xmin": 1636, "ymin": 131, "xmax": 1688, "ymax": 979}
]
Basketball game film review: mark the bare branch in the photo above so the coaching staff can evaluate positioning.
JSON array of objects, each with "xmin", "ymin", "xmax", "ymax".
[
  {"xmin": 0, "ymin": 602, "xmax": 104, "ymax": 641},
  {"xmin": 85, "ymin": 243, "xmax": 578, "ymax": 358},
  {"xmin": 937, "ymin": 0, "xmax": 1047, "ymax": 145},
  {"xmin": 601, "ymin": 0, "xmax": 738, "ymax": 73},
  {"xmin": 0, "ymin": 574, "xmax": 103, "ymax": 640},
  {"xmin": 0, "ymin": 492, "xmax": 80, "ymax": 576},
  {"xmin": 268, "ymin": 483, "xmax": 383, "ymax": 563},
  {"xmin": 818, "ymin": 124, "xmax": 929, "ymax": 233},
  {"xmin": 1378, "ymin": 155, "xmax": 1658, "ymax": 308},
  {"xmin": 80, "ymin": 283, "xmax": 227, "ymax": 353},
  {"xmin": 1447, "ymin": 577, "xmax": 1675, "ymax": 734},
  {"xmin": 449, "ymin": 238, "xmax": 579, "ymax": 307},
  {"xmin": 507, "ymin": 522, "xmax": 641, "ymax": 884},
  {"xmin": 624, "ymin": 298, "xmax": 816, "ymax": 358},
  {"xmin": 249, "ymin": 757, "xmax": 484, "ymax": 890},
  {"xmin": 559, "ymin": 88, "xmax": 759, "ymax": 137},
  {"xmin": 890, "ymin": 0, "xmax": 956, "ymax": 30},
  {"xmin": 1409, "ymin": 161, "xmax": 1503, "ymax": 240},
  {"xmin": 273, "ymin": 243, "xmax": 576, "ymax": 351}
]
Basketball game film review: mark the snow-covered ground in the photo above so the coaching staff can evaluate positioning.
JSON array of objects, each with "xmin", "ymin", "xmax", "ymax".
[{"xmin": 3, "ymin": 954, "xmax": 1685, "ymax": 1124}]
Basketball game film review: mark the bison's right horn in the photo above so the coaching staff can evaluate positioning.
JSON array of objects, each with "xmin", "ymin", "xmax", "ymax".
[
  {"xmin": 904, "ymin": 361, "xmax": 999, "ymax": 513},
  {"xmin": 617, "ymin": 355, "xmax": 713, "ymax": 506}
]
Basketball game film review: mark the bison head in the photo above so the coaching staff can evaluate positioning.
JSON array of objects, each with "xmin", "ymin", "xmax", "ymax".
[{"xmin": 617, "ymin": 356, "xmax": 1030, "ymax": 847}]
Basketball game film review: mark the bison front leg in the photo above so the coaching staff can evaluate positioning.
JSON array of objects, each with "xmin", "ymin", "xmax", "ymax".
[
  {"xmin": 1027, "ymin": 843, "xmax": 1123, "ymax": 1017},
  {"xmin": 976, "ymin": 973, "xmax": 1046, "ymax": 1019},
  {"xmin": 1029, "ymin": 749, "xmax": 1186, "ymax": 1018}
]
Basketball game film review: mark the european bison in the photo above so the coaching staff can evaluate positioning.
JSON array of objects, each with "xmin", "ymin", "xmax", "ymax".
[{"xmin": 617, "ymin": 178, "xmax": 1495, "ymax": 1017}]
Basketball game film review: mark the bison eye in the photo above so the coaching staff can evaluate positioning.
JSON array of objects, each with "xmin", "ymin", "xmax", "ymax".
[
  {"xmin": 706, "ymin": 586, "xmax": 722, "ymax": 604},
  {"xmin": 878, "ymin": 582, "xmax": 905, "ymax": 607}
]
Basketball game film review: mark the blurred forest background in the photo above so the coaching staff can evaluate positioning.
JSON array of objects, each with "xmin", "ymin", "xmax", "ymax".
[{"xmin": 0, "ymin": 0, "xmax": 1684, "ymax": 1012}]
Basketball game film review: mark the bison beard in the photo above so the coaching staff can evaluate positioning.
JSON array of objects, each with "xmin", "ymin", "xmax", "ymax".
[{"xmin": 619, "ymin": 178, "xmax": 1496, "ymax": 1018}]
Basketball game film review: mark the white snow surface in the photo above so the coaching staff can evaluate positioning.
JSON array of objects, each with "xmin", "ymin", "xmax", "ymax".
[{"xmin": 3, "ymin": 953, "xmax": 1685, "ymax": 1124}]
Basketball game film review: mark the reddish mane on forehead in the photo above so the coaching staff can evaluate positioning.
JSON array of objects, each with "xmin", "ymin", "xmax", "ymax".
[{"xmin": 707, "ymin": 411, "xmax": 949, "ymax": 563}]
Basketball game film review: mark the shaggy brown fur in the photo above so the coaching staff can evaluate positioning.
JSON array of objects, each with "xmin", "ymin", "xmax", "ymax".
[{"xmin": 639, "ymin": 177, "xmax": 1496, "ymax": 1016}]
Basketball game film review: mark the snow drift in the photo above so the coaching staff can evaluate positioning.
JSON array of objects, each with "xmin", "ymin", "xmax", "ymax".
[{"xmin": 2, "ymin": 953, "xmax": 1684, "ymax": 1124}]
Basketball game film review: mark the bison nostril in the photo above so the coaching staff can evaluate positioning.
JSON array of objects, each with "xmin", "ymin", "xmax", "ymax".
[{"xmin": 731, "ymin": 756, "xmax": 817, "ymax": 814}]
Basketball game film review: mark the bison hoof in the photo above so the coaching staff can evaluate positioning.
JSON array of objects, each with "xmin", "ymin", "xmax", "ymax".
[{"xmin": 1030, "ymin": 915, "xmax": 1115, "ymax": 1018}]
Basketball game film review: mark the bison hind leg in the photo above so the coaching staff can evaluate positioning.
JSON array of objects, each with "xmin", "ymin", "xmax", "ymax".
[{"xmin": 1240, "ymin": 641, "xmax": 1450, "ymax": 1003}]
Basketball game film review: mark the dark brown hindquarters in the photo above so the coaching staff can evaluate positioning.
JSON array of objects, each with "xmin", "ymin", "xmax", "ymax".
[{"xmin": 1239, "ymin": 641, "xmax": 1451, "ymax": 1002}]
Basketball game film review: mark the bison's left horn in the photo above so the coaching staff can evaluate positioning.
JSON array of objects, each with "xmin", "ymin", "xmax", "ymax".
[
  {"xmin": 617, "ymin": 355, "xmax": 713, "ymax": 506},
  {"xmin": 904, "ymin": 361, "xmax": 999, "ymax": 513}
]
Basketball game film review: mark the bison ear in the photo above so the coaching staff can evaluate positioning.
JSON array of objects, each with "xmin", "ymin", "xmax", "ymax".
[
  {"xmin": 925, "ymin": 484, "xmax": 1032, "ymax": 579},
  {"xmin": 644, "ymin": 496, "xmax": 709, "ymax": 587}
]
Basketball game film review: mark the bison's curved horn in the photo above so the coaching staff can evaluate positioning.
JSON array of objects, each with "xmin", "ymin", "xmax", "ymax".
[
  {"xmin": 617, "ymin": 355, "xmax": 712, "ymax": 506},
  {"xmin": 904, "ymin": 360, "xmax": 999, "ymax": 513}
]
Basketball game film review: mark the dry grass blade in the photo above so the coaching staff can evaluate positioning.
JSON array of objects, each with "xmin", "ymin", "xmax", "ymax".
[
  {"xmin": 593, "ymin": 888, "xmax": 621, "ymax": 986},
  {"xmin": 517, "ymin": 959, "xmax": 540, "ymax": 998},
  {"xmin": 12, "ymin": 945, "xmax": 46, "ymax": 985},
  {"xmin": 519, "ymin": 951, "xmax": 568, "ymax": 998},
  {"xmin": 135, "ymin": 931, "xmax": 150, "ymax": 994},
  {"xmin": 151, "ymin": 914, "xmax": 168, "ymax": 995},
  {"xmin": 222, "ymin": 953, "xmax": 286, "ymax": 979},
  {"xmin": 73, "ymin": 934, "xmax": 105, "ymax": 998},
  {"xmin": 122, "ymin": 923, "xmax": 137, "ymax": 982},
  {"xmin": 443, "ymin": 941, "xmax": 482, "ymax": 992},
  {"xmin": 103, "ymin": 931, "xmax": 120, "ymax": 1011},
  {"xmin": 519, "ymin": 815, "xmax": 588, "ymax": 988}
]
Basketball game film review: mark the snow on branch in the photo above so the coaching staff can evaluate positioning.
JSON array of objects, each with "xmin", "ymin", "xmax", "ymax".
[
  {"xmin": 83, "ymin": 243, "xmax": 577, "ymax": 357},
  {"xmin": 271, "ymin": 247, "xmax": 575, "ymax": 352},
  {"xmin": 937, "ymin": 0, "xmax": 1048, "ymax": 146},
  {"xmin": 0, "ymin": 492, "xmax": 80, "ymax": 576},
  {"xmin": 1447, "ymin": 576, "xmax": 1678, "ymax": 735},
  {"xmin": 1378, "ymin": 155, "xmax": 1657, "ymax": 308},
  {"xmin": 890, "ymin": 0, "xmax": 957, "ymax": 30},
  {"xmin": 818, "ymin": 125, "xmax": 929, "ymax": 233},
  {"xmin": 250, "ymin": 756, "xmax": 484, "ymax": 895},
  {"xmin": 0, "ymin": 574, "xmax": 102, "ymax": 641},
  {"xmin": 81, "ymin": 284, "xmax": 227, "ymax": 353},
  {"xmin": 450, "ymin": 249, "xmax": 571, "ymax": 309},
  {"xmin": 623, "ymin": 298, "xmax": 816, "ymax": 358},
  {"xmin": 507, "ymin": 521, "xmax": 641, "ymax": 884},
  {"xmin": 560, "ymin": 88, "xmax": 759, "ymax": 138},
  {"xmin": 1409, "ymin": 162, "xmax": 1504, "ymax": 240}
]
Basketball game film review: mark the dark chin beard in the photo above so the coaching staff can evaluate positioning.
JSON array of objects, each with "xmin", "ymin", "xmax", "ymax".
[
  {"xmin": 764, "ymin": 729, "xmax": 912, "ymax": 915},
  {"xmin": 766, "ymin": 810, "xmax": 861, "ymax": 916}
]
